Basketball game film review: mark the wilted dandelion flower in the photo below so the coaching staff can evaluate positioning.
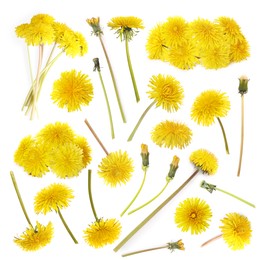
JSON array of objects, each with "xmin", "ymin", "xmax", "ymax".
[
  {"xmin": 151, "ymin": 120, "xmax": 192, "ymax": 149},
  {"xmin": 175, "ymin": 197, "xmax": 212, "ymax": 234},
  {"xmin": 98, "ymin": 150, "xmax": 134, "ymax": 187},
  {"xmin": 14, "ymin": 222, "xmax": 54, "ymax": 251}
]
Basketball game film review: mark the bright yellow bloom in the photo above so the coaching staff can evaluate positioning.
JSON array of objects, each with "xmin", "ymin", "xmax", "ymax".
[
  {"xmin": 98, "ymin": 150, "xmax": 134, "ymax": 187},
  {"xmin": 48, "ymin": 143, "xmax": 84, "ymax": 178},
  {"xmin": 151, "ymin": 120, "xmax": 192, "ymax": 149},
  {"xmin": 163, "ymin": 16, "xmax": 190, "ymax": 47},
  {"xmin": 190, "ymin": 149, "xmax": 218, "ymax": 175},
  {"xmin": 14, "ymin": 222, "xmax": 54, "ymax": 251},
  {"xmin": 147, "ymin": 74, "xmax": 184, "ymax": 112},
  {"xmin": 73, "ymin": 135, "xmax": 92, "ymax": 167},
  {"xmin": 229, "ymin": 37, "xmax": 250, "ymax": 62},
  {"xmin": 175, "ymin": 197, "xmax": 212, "ymax": 234},
  {"xmin": 51, "ymin": 69, "xmax": 94, "ymax": 112},
  {"xmin": 220, "ymin": 213, "xmax": 252, "ymax": 250},
  {"xmin": 191, "ymin": 90, "xmax": 230, "ymax": 126},
  {"xmin": 83, "ymin": 218, "xmax": 122, "ymax": 248},
  {"xmin": 165, "ymin": 40, "xmax": 199, "ymax": 69},
  {"xmin": 53, "ymin": 22, "xmax": 73, "ymax": 44},
  {"xmin": 34, "ymin": 183, "xmax": 74, "ymax": 215},
  {"xmin": 30, "ymin": 14, "xmax": 55, "ymax": 24},
  {"xmin": 146, "ymin": 23, "xmax": 168, "ymax": 60},
  {"xmin": 36, "ymin": 122, "xmax": 75, "ymax": 149}
]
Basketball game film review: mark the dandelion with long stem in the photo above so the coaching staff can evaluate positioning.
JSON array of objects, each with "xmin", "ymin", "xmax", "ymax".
[
  {"xmin": 83, "ymin": 170, "xmax": 122, "ymax": 248},
  {"xmin": 10, "ymin": 171, "xmax": 54, "ymax": 251},
  {"xmin": 127, "ymin": 74, "xmax": 184, "ymax": 141},
  {"xmin": 200, "ymin": 180, "xmax": 255, "ymax": 208},
  {"xmin": 34, "ymin": 183, "xmax": 78, "ymax": 244},
  {"xmin": 93, "ymin": 57, "xmax": 115, "ymax": 139},
  {"xmin": 108, "ymin": 16, "xmax": 144, "ymax": 102},
  {"xmin": 237, "ymin": 75, "xmax": 249, "ymax": 177},
  {"xmin": 87, "ymin": 17, "xmax": 126, "ymax": 123},
  {"xmin": 113, "ymin": 148, "xmax": 218, "ymax": 252},
  {"xmin": 128, "ymin": 155, "xmax": 180, "ymax": 215}
]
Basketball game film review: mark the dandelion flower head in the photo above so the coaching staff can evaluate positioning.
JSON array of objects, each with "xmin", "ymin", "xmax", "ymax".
[
  {"xmin": 151, "ymin": 120, "xmax": 192, "ymax": 149},
  {"xmin": 220, "ymin": 212, "xmax": 252, "ymax": 250},
  {"xmin": 147, "ymin": 74, "xmax": 184, "ymax": 112},
  {"xmin": 175, "ymin": 197, "xmax": 212, "ymax": 234},
  {"xmin": 14, "ymin": 222, "xmax": 54, "ymax": 251},
  {"xmin": 34, "ymin": 183, "xmax": 74, "ymax": 215},
  {"xmin": 73, "ymin": 135, "xmax": 92, "ymax": 167},
  {"xmin": 98, "ymin": 150, "xmax": 134, "ymax": 187},
  {"xmin": 191, "ymin": 90, "xmax": 230, "ymax": 126},
  {"xmin": 83, "ymin": 218, "xmax": 122, "ymax": 248},
  {"xmin": 190, "ymin": 149, "xmax": 218, "ymax": 175},
  {"xmin": 229, "ymin": 37, "xmax": 250, "ymax": 62}
]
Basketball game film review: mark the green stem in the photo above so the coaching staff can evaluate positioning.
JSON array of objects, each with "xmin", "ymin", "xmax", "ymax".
[
  {"xmin": 98, "ymin": 70, "xmax": 115, "ymax": 139},
  {"xmin": 125, "ymin": 35, "xmax": 140, "ymax": 102},
  {"xmin": 120, "ymin": 167, "xmax": 148, "ymax": 217},
  {"xmin": 99, "ymin": 35, "xmax": 126, "ymax": 123},
  {"xmin": 26, "ymin": 45, "xmax": 33, "ymax": 83},
  {"xmin": 88, "ymin": 169, "xmax": 99, "ymax": 222},
  {"xmin": 128, "ymin": 181, "xmax": 170, "ymax": 215},
  {"xmin": 10, "ymin": 171, "xmax": 33, "ymax": 227},
  {"xmin": 127, "ymin": 101, "xmax": 156, "ymax": 142},
  {"xmin": 216, "ymin": 187, "xmax": 255, "ymax": 208},
  {"xmin": 237, "ymin": 94, "xmax": 244, "ymax": 177},
  {"xmin": 122, "ymin": 245, "xmax": 167, "ymax": 257},
  {"xmin": 113, "ymin": 169, "xmax": 199, "ymax": 252},
  {"xmin": 217, "ymin": 117, "xmax": 230, "ymax": 154},
  {"xmin": 57, "ymin": 207, "xmax": 78, "ymax": 244}
]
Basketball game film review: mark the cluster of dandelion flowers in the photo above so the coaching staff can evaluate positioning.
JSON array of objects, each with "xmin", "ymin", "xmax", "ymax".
[
  {"xmin": 98, "ymin": 150, "xmax": 134, "ymax": 187},
  {"xmin": 14, "ymin": 222, "xmax": 54, "ymax": 251},
  {"xmin": 151, "ymin": 120, "xmax": 192, "ymax": 149},
  {"xmin": 83, "ymin": 218, "xmax": 122, "ymax": 248},
  {"xmin": 175, "ymin": 197, "xmax": 212, "ymax": 234},
  {"xmin": 51, "ymin": 69, "xmax": 94, "ymax": 112},
  {"xmin": 191, "ymin": 90, "xmax": 231, "ymax": 154}
]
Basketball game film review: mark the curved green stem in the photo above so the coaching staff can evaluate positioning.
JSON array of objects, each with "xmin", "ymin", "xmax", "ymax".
[
  {"xmin": 98, "ymin": 70, "xmax": 115, "ymax": 139},
  {"xmin": 26, "ymin": 45, "xmax": 33, "ymax": 83},
  {"xmin": 128, "ymin": 180, "xmax": 170, "ymax": 215},
  {"xmin": 113, "ymin": 169, "xmax": 199, "ymax": 252},
  {"xmin": 10, "ymin": 171, "xmax": 33, "ymax": 227},
  {"xmin": 127, "ymin": 101, "xmax": 156, "ymax": 142},
  {"xmin": 217, "ymin": 117, "xmax": 229, "ymax": 154},
  {"xmin": 99, "ymin": 35, "xmax": 126, "ymax": 123},
  {"xmin": 120, "ymin": 167, "xmax": 148, "ymax": 217},
  {"xmin": 88, "ymin": 170, "xmax": 99, "ymax": 222},
  {"xmin": 125, "ymin": 36, "xmax": 140, "ymax": 102},
  {"xmin": 57, "ymin": 207, "xmax": 78, "ymax": 244},
  {"xmin": 122, "ymin": 245, "xmax": 167, "ymax": 257},
  {"xmin": 237, "ymin": 94, "xmax": 244, "ymax": 177}
]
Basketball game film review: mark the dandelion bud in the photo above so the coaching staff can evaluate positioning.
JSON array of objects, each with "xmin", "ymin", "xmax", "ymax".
[
  {"xmin": 140, "ymin": 144, "xmax": 149, "ymax": 167},
  {"xmin": 200, "ymin": 180, "xmax": 216, "ymax": 193},
  {"xmin": 86, "ymin": 17, "xmax": 103, "ymax": 36},
  {"xmin": 167, "ymin": 239, "xmax": 185, "ymax": 251},
  {"xmin": 167, "ymin": 155, "xmax": 180, "ymax": 180},
  {"xmin": 93, "ymin": 58, "xmax": 101, "ymax": 72},
  {"xmin": 238, "ymin": 75, "xmax": 249, "ymax": 94}
]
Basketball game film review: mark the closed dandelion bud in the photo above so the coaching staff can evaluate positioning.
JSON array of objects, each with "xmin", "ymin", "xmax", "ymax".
[
  {"xmin": 167, "ymin": 155, "xmax": 180, "ymax": 180},
  {"xmin": 93, "ymin": 58, "xmax": 101, "ymax": 72},
  {"xmin": 238, "ymin": 75, "xmax": 249, "ymax": 94},
  {"xmin": 167, "ymin": 239, "xmax": 185, "ymax": 251},
  {"xmin": 140, "ymin": 144, "xmax": 149, "ymax": 167},
  {"xmin": 86, "ymin": 17, "xmax": 103, "ymax": 36}
]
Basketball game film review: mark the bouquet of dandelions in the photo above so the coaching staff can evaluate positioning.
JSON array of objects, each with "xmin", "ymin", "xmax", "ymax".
[{"xmin": 15, "ymin": 13, "xmax": 88, "ymax": 120}]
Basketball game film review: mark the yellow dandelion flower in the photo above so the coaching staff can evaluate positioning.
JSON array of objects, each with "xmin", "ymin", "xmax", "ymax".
[
  {"xmin": 53, "ymin": 22, "xmax": 73, "ymax": 44},
  {"xmin": 14, "ymin": 222, "xmax": 54, "ymax": 251},
  {"xmin": 98, "ymin": 150, "xmax": 134, "ymax": 187},
  {"xmin": 107, "ymin": 16, "xmax": 144, "ymax": 32},
  {"xmin": 163, "ymin": 16, "xmax": 190, "ymax": 47},
  {"xmin": 146, "ymin": 23, "xmax": 168, "ymax": 60},
  {"xmin": 200, "ymin": 42, "xmax": 230, "ymax": 69},
  {"xmin": 190, "ymin": 149, "xmax": 218, "ymax": 175},
  {"xmin": 165, "ymin": 40, "xmax": 199, "ymax": 70},
  {"xmin": 30, "ymin": 14, "xmax": 55, "ymax": 24},
  {"xmin": 147, "ymin": 74, "xmax": 184, "ymax": 112},
  {"xmin": 83, "ymin": 218, "xmax": 122, "ymax": 248},
  {"xmin": 15, "ymin": 23, "xmax": 31, "ymax": 39},
  {"xmin": 34, "ymin": 183, "xmax": 74, "ymax": 215},
  {"xmin": 51, "ymin": 69, "xmax": 94, "ymax": 112},
  {"xmin": 36, "ymin": 122, "xmax": 75, "ymax": 148},
  {"xmin": 48, "ymin": 143, "xmax": 84, "ymax": 178},
  {"xmin": 220, "ymin": 212, "xmax": 252, "ymax": 250},
  {"xmin": 191, "ymin": 90, "xmax": 230, "ymax": 126},
  {"xmin": 175, "ymin": 197, "xmax": 212, "ymax": 235},
  {"xmin": 229, "ymin": 37, "xmax": 250, "ymax": 62},
  {"xmin": 73, "ymin": 135, "xmax": 92, "ymax": 167},
  {"xmin": 190, "ymin": 18, "xmax": 223, "ymax": 49},
  {"xmin": 151, "ymin": 120, "xmax": 192, "ymax": 149}
]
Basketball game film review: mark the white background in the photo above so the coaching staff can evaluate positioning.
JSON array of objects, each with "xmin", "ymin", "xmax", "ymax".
[{"xmin": 0, "ymin": 0, "xmax": 259, "ymax": 259}]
